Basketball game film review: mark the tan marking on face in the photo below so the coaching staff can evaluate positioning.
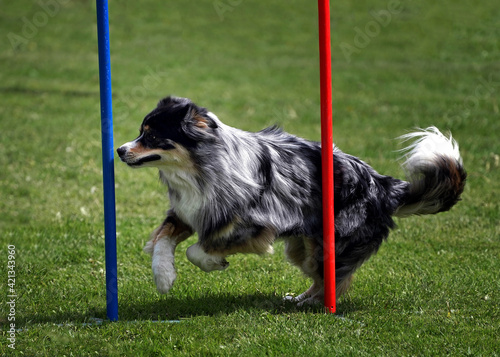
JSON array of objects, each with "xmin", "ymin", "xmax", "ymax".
[
  {"xmin": 128, "ymin": 141, "xmax": 146, "ymax": 153},
  {"xmin": 123, "ymin": 140, "xmax": 196, "ymax": 172},
  {"xmin": 159, "ymin": 143, "xmax": 198, "ymax": 173}
]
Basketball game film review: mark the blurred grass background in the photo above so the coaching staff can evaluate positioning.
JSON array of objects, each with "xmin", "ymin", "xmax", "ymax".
[{"xmin": 0, "ymin": 0, "xmax": 498, "ymax": 355}]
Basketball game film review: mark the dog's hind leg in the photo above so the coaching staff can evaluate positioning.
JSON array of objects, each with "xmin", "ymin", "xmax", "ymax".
[
  {"xmin": 283, "ymin": 236, "xmax": 326, "ymax": 305},
  {"xmin": 144, "ymin": 210, "xmax": 193, "ymax": 294}
]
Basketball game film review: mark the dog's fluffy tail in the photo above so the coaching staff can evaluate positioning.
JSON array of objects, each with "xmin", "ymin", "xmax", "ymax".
[{"xmin": 394, "ymin": 127, "xmax": 467, "ymax": 217}]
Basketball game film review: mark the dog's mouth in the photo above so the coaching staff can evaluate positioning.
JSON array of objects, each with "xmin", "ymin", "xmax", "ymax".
[{"xmin": 127, "ymin": 154, "xmax": 162, "ymax": 167}]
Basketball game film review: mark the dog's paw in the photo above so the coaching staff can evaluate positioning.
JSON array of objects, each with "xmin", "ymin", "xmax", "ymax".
[
  {"xmin": 284, "ymin": 283, "xmax": 324, "ymax": 306},
  {"xmin": 283, "ymin": 295, "xmax": 297, "ymax": 302},
  {"xmin": 186, "ymin": 244, "xmax": 229, "ymax": 272},
  {"xmin": 151, "ymin": 238, "xmax": 177, "ymax": 294},
  {"xmin": 153, "ymin": 263, "xmax": 176, "ymax": 294},
  {"xmin": 297, "ymin": 295, "xmax": 323, "ymax": 307},
  {"xmin": 202, "ymin": 256, "xmax": 230, "ymax": 272}
]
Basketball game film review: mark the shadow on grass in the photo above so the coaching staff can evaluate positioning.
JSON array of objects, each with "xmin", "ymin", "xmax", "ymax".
[
  {"xmin": 120, "ymin": 292, "xmax": 295, "ymax": 320},
  {"xmin": 23, "ymin": 292, "xmax": 358, "ymax": 327}
]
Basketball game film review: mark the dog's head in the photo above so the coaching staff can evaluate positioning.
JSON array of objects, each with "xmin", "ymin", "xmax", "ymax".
[{"xmin": 117, "ymin": 96, "xmax": 218, "ymax": 169}]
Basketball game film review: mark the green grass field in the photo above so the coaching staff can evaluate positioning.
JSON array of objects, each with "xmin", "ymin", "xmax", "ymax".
[{"xmin": 1, "ymin": 0, "xmax": 499, "ymax": 355}]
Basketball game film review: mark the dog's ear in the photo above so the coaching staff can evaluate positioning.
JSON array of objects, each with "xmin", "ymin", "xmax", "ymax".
[
  {"xmin": 182, "ymin": 108, "xmax": 218, "ymax": 142},
  {"xmin": 190, "ymin": 109, "xmax": 217, "ymax": 129}
]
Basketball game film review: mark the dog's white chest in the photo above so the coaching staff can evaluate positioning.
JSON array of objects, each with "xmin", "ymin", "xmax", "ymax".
[
  {"xmin": 170, "ymin": 191, "xmax": 202, "ymax": 228},
  {"xmin": 159, "ymin": 169, "xmax": 203, "ymax": 229}
]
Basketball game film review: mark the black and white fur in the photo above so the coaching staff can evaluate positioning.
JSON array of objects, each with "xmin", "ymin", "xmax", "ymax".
[{"xmin": 117, "ymin": 96, "xmax": 466, "ymax": 305}]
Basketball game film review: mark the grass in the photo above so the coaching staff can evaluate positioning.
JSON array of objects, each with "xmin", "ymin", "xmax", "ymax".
[{"xmin": 1, "ymin": 0, "xmax": 499, "ymax": 355}]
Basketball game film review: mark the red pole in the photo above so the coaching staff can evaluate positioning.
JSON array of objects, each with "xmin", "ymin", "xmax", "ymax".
[{"xmin": 318, "ymin": 0, "xmax": 336, "ymax": 313}]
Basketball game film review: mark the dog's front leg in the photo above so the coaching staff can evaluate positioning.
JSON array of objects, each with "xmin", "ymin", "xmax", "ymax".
[
  {"xmin": 186, "ymin": 243, "xmax": 230, "ymax": 272},
  {"xmin": 143, "ymin": 211, "xmax": 193, "ymax": 294}
]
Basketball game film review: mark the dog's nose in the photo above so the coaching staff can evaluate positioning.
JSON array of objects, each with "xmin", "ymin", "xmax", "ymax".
[{"xmin": 116, "ymin": 146, "xmax": 127, "ymax": 158}]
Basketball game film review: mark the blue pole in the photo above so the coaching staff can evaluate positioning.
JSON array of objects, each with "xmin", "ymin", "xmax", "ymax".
[{"xmin": 96, "ymin": 0, "xmax": 118, "ymax": 321}]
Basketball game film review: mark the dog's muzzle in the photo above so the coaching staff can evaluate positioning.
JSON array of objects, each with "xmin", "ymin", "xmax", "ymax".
[{"xmin": 117, "ymin": 145, "xmax": 162, "ymax": 167}]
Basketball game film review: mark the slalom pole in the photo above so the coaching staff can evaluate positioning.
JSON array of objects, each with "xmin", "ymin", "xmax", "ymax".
[
  {"xmin": 96, "ymin": 0, "xmax": 118, "ymax": 321},
  {"xmin": 318, "ymin": 0, "xmax": 336, "ymax": 313}
]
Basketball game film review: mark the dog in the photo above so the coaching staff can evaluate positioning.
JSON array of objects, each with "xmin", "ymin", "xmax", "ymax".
[{"xmin": 117, "ymin": 96, "xmax": 466, "ymax": 305}]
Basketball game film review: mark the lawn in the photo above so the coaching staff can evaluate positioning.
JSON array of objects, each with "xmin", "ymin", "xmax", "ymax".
[{"xmin": 1, "ymin": 0, "xmax": 499, "ymax": 355}]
